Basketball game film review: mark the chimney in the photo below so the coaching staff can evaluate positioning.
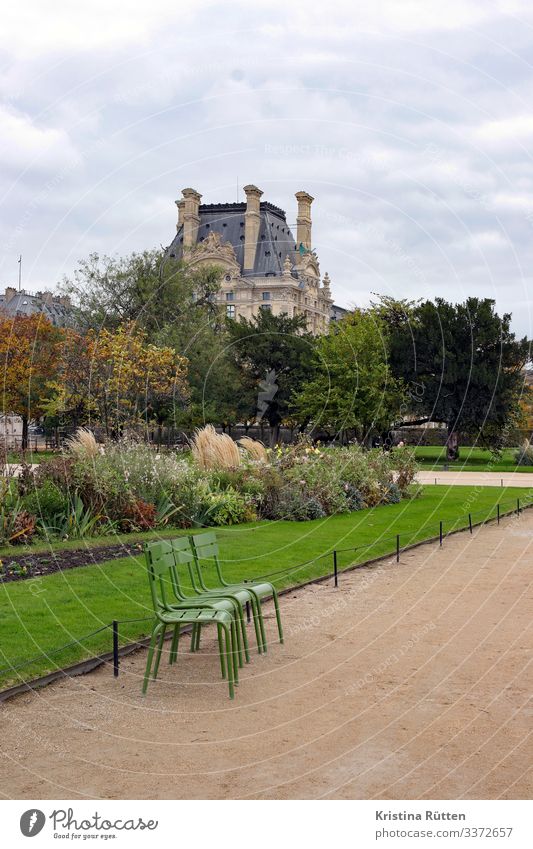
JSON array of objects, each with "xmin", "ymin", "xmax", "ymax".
[
  {"xmin": 41, "ymin": 292, "xmax": 53, "ymax": 305},
  {"xmin": 181, "ymin": 188, "xmax": 202, "ymax": 248},
  {"xmin": 175, "ymin": 198, "xmax": 185, "ymax": 229},
  {"xmin": 4, "ymin": 286, "xmax": 16, "ymax": 303},
  {"xmin": 243, "ymin": 184, "xmax": 263, "ymax": 271},
  {"xmin": 59, "ymin": 295, "xmax": 71, "ymax": 308},
  {"xmin": 295, "ymin": 191, "xmax": 314, "ymax": 251}
]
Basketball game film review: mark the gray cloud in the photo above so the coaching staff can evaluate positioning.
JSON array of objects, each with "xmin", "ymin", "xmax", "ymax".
[{"xmin": 2, "ymin": 0, "xmax": 533, "ymax": 335}]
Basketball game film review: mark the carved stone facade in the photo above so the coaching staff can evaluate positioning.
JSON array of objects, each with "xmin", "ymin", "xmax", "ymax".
[{"xmin": 166, "ymin": 186, "xmax": 334, "ymax": 334}]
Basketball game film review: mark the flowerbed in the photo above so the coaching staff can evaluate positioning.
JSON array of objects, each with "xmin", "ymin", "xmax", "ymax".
[{"xmin": 0, "ymin": 430, "xmax": 417, "ymax": 547}]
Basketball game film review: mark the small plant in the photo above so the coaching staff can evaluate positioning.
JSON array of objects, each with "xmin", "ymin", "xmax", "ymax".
[{"xmin": 9, "ymin": 511, "xmax": 37, "ymax": 544}]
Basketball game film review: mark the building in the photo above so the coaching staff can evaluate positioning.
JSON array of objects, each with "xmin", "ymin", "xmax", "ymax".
[
  {"xmin": 0, "ymin": 287, "xmax": 72, "ymax": 327},
  {"xmin": 166, "ymin": 185, "xmax": 338, "ymax": 334}
]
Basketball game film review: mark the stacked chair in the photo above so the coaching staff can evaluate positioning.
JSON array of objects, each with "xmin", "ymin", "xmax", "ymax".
[{"xmin": 142, "ymin": 532, "xmax": 284, "ymax": 699}]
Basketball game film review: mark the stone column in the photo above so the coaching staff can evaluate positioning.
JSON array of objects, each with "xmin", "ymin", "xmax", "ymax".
[
  {"xmin": 243, "ymin": 184, "xmax": 263, "ymax": 270},
  {"xmin": 175, "ymin": 198, "xmax": 185, "ymax": 230},
  {"xmin": 295, "ymin": 191, "xmax": 314, "ymax": 251},
  {"xmin": 181, "ymin": 188, "xmax": 202, "ymax": 247}
]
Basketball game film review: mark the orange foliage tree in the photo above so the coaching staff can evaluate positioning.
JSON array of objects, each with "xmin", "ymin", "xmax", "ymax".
[
  {"xmin": 50, "ymin": 322, "xmax": 189, "ymax": 436},
  {"xmin": 0, "ymin": 314, "xmax": 64, "ymax": 448}
]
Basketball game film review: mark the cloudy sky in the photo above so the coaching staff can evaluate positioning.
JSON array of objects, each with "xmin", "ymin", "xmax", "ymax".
[{"xmin": 2, "ymin": 0, "xmax": 533, "ymax": 334}]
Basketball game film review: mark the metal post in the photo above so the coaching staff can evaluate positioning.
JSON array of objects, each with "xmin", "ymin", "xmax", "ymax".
[
  {"xmin": 468, "ymin": 513, "xmax": 472, "ymax": 534},
  {"xmin": 439, "ymin": 520, "xmax": 443, "ymax": 547},
  {"xmin": 333, "ymin": 550, "xmax": 338, "ymax": 588},
  {"xmin": 497, "ymin": 503, "xmax": 500, "ymax": 525},
  {"xmin": 112, "ymin": 620, "xmax": 119, "ymax": 678},
  {"xmin": 435, "ymin": 477, "xmax": 437, "ymax": 486},
  {"xmin": 396, "ymin": 534, "xmax": 400, "ymax": 563},
  {"xmin": 246, "ymin": 601, "xmax": 251, "ymax": 623},
  {"xmin": 517, "ymin": 497, "xmax": 520, "ymax": 515},
  {"xmin": 501, "ymin": 478, "xmax": 503, "ymax": 488}
]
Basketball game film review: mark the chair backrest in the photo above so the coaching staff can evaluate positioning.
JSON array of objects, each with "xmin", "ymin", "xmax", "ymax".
[
  {"xmin": 190, "ymin": 531, "xmax": 225, "ymax": 587},
  {"xmin": 191, "ymin": 530, "xmax": 219, "ymax": 559},
  {"xmin": 144, "ymin": 540, "xmax": 175, "ymax": 612},
  {"xmin": 169, "ymin": 537, "xmax": 200, "ymax": 595}
]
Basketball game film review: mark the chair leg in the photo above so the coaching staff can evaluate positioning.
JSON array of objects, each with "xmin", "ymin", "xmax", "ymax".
[
  {"xmin": 239, "ymin": 609, "xmax": 251, "ymax": 663},
  {"xmin": 230, "ymin": 620, "xmax": 239, "ymax": 684},
  {"xmin": 272, "ymin": 589, "xmax": 284, "ymax": 644},
  {"xmin": 250, "ymin": 597, "xmax": 264, "ymax": 654},
  {"xmin": 169, "ymin": 624, "xmax": 181, "ymax": 665},
  {"xmin": 190, "ymin": 623, "xmax": 197, "ymax": 651},
  {"xmin": 195, "ymin": 624, "xmax": 202, "ymax": 651},
  {"xmin": 254, "ymin": 594, "xmax": 268, "ymax": 654},
  {"xmin": 223, "ymin": 623, "xmax": 235, "ymax": 699},
  {"xmin": 142, "ymin": 623, "xmax": 162, "ymax": 694},
  {"xmin": 217, "ymin": 623, "xmax": 226, "ymax": 679},
  {"xmin": 152, "ymin": 625, "xmax": 167, "ymax": 680}
]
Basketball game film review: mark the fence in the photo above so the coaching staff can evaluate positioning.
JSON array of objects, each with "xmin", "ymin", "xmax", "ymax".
[{"xmin": 1, "ymin": 492, "xmax": 532, "ymax": 701}]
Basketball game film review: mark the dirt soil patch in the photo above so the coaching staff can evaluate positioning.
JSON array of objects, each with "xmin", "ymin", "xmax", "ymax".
[
  {"xmin": 0, "ymin": 511, "xmax": 531, "ymax": 800},
  {"xmin": 0, "ymin": 541, "xmax": 145, "ymax": 583}
]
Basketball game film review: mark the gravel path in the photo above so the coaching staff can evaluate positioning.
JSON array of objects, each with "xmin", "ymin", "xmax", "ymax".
[{"xmin": 0, "ymin": 510, "xmax": 531, "ymax": 800}]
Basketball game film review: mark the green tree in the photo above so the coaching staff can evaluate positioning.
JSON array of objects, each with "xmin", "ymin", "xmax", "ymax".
[
  {"xmin": 294, "ymin": 309, "xmax": 405, "ymax": 445},
  {"xmin": 380, "ymin": 296, "xmax": 530, "ymax": 460},
  {"xmin": 227, "ymin": 309, "xmax": 316, "ymax": 445}
]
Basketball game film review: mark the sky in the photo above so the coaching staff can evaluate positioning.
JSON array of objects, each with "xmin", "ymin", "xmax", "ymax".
[{"xmin": 2, "ymin": 0, "xmax": 533, "ymax": 335}]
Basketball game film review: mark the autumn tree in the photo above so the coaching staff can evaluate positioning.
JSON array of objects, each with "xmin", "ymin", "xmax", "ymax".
[
  {"xmin": 49, "ymin": 323, "xmax": 189, "ymax": 436},
  {"xmin": 0, "ymin": 314, "xmax": 63, "ymax": 448}
]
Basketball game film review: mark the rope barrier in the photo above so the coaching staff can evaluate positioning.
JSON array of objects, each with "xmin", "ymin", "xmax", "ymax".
[{"xmin": 0, "ymin": 624, "xmax": 111, "ymax": 677}]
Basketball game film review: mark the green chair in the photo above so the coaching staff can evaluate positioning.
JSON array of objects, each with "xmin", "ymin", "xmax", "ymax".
[
  {"xmin": 190, "ymin": 531, "xmax": 284, "ymax": 652},
  {"xmin": 145, "ymin": 539, "xmax": 244, "ymax": 667},
  {"xmin": 143, "ymin": 541, "xmax": 238, "ymax": 699},
  {"xmin": 168, "ymin": 537, "xmax": 256, "ymax": 665}
]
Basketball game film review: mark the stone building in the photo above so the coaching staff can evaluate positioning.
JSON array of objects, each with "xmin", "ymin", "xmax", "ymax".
[
  {"xmin": 0, "ymin": 287, "xmax": 72, "ymax": 327},
  {"xmin": 166, "ymin": 185, "xmax": 335, "ymax": 334}
]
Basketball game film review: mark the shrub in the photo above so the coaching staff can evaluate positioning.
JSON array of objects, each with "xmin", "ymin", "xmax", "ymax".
[
  {"xmin": 199, "ymin": 487, "xmax": 255, "ymax": 526},
  {"xmin": 276, "ymin": 488, "xmax": 326, "ymax": 521},
  {"xmin": 120, "ymin": 499, "xmax": 157, "ymax": 532},
  {"xmin": 191, "ymin": 424, "xmax": 241, "ymax": 470},
  {"xmin": 238, "ymin": 437, "xmax": 268, "ymax": 463},
  {"xmin": 23, "ymin": 480, "xmax": 68, "ymax": 522}
]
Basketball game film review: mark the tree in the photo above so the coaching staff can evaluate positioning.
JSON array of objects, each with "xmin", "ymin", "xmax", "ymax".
[
  {"xmin": 48, "ymin": 323, "xmax": 189, "ymax": 437},
  {"xmin": 0, "ymin": 314, "xmax": 63, "ymax": 448},
  {"xmin": 61, "ymin": 249, "xmax": 221, "ymax": 335},
  {"xmin": 226, "ymin": 309, "xmax": 316, "ymax": 445},
  {"xmin": 380, "ymin": 296, "xmax": 530, "ymax": 460},
  {"xmin": 294, "ymin": 309, "xmax": 405, "ymax": 444}
]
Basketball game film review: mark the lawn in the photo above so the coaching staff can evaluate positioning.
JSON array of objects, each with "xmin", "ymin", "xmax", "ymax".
[
  {"xmin": 414, "ymin": 445, "xmax": 533, "ymax": 472},
  {"xmin": 1, "ymin": 484, "xmax": 531, "ymax": 690}
]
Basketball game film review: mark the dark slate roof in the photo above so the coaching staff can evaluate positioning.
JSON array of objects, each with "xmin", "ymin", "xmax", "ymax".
[
  {"xmin": 167, "ymin": 201, "xmax": 300, "ymax": 277},
  {"xmin": 0, "ymin": 291, "xmax": 72, "ymax": 327}
]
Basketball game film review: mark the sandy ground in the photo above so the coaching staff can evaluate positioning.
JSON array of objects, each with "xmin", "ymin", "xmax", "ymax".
[
  {"xmin": 415, "ymin": 470, "xmax": 533, "ymax": 488},
  {"xmin": 0, "ymin": 511, "xmax": 531, "ymax": 800}
]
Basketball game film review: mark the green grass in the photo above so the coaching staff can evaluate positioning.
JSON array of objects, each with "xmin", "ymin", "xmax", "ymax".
[
  {"xmin": 6, "ymin": 449, "xmax": 57, "ymax": 464},
  {"xmin": 414, "ymin": 445, "xmax": 533, "ymax": 472},
  {"xmin": 1, "ymin": 484, "xmax": 531, "ymax": 690}
]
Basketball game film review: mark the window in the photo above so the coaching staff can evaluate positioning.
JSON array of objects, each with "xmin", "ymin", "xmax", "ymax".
[
  {"xmin": 262, "ymin": 291, "xmax": 271, "ymax": 301},
  {"xmin": 261, "ymin": 303, "xmax": 272, "ymax": 312},
  {"xmin": 226, "ymin": 304, "xmax": 236, "ymax": 318},
  {"xmin": 226, "ymin": 291, "xmax": 235, "ymax": 301}
]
